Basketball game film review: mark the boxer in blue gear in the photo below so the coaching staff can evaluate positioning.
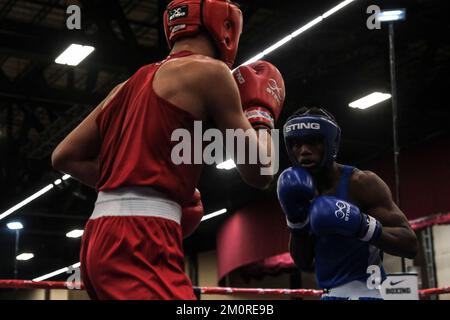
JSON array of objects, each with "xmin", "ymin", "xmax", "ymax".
[{"xmin": 277, "ymin": 107, "xmax": 418, "ymax": 300}]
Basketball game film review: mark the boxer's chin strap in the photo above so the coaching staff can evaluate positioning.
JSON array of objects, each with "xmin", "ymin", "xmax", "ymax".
[{"xmin": 286, "ymin": 215, "xmax": 310, "ymax": 231}]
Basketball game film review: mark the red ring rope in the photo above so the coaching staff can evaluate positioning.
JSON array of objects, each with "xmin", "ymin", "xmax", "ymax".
[
  {"xmin": 0, "ymin": 280, "xmax": 84, "ymax": 290},
  {"xmin": 198, "ymin": 286, "xmax": 323, "ymax": 297},
  {"xmin": 0, "ymin": 280, "xmax": 449, "ymax": 298},
  {"xmin": 410, "ymin": 212, "xmax": 450, "ymax": 231},
  {"xmin": 419, "ymin": 286, "xmax": 450, "ymax": 297}
]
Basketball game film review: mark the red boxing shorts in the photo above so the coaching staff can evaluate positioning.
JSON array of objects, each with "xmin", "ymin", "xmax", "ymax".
[{"xmin": 80, "ymin": 187, "xmax": 196, "ymax": 300}]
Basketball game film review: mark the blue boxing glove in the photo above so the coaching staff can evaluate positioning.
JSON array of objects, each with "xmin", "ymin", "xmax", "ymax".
[
  {"xmin": 309, "ymin": 196, "xmax": 382, "ymax": 243},
  {"xmin": 277, "ymin": 167, "xmax": 315, "ymax": 233}
]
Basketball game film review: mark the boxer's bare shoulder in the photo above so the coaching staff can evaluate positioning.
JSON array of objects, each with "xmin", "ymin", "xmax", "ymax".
[
  {"xmin": 153, "ymin": 54, "xmax": 238, "ymax": 119},
  {"xmin": 349, "ymin": 169, "xmax": 389, "ymax": 200},
  {"xmin": 157, "ymin": 54, "xmax": 231, "ymax": 89}
]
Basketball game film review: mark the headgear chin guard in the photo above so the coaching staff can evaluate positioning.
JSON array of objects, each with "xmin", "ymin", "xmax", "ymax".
[
  {"xmin": 164, "ymin": 0, "xmax": 243, "ymax": 68},
  {"xmin": 283, "ymin": 113, "xmax": 341, "ymax": 169}
]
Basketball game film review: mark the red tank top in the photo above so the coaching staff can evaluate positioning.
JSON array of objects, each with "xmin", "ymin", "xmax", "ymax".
[{"xmin": 95, "ymin": 51, "xmax": 202, "ymax": 206}]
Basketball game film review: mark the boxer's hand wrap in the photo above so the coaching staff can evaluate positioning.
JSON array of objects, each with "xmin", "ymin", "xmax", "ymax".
[
  {"xmin": 233, "ymin": 61, "xmax": 285, "ymax": 130},
  {"xmin": 309, "ymin": 196, "xmax": 383, "ymax": 244}
]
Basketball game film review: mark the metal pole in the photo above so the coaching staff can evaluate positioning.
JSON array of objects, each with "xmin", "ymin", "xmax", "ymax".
[
  {"xmin": 14, "ymin": 230, "xmax": 19, "ymax": 279},
  {"xmin": 389, "ymin": 22, "xmax": 400, "ymax": 207},
  {"xmin": 422, "ymin": 227, "xmax": 437, "ymax": 300},
  {"xmin": 389, "ymin": 22, "xmax": 405, "ymax": 272}
]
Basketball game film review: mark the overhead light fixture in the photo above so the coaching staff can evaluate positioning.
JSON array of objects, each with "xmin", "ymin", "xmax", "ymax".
[
  {"xmin": 322, "ymin": 0, "xmax": 356, "ymax": 18},
  {"xmin": 17, "ymin": 253, "xmax": 34, "ymax": 261},
  {"xmin": 0, "ymin": 174, "xmax": 68, "ymax": 222},
  {"xmin": 66, "ymin": 229, "xmax": 84, "ymax": 238},
  {"xmin": 55, "ymin": 44, "xmax": 95, "ymax": 66},
  {"xmin": 0, "ymin": 184, "xmax": 54, "ymax": 221},
  {"xmin": 201, "ymin": 209, "xmax": 227, "ymax": 222},
  {"xmin": 7, "ymin": 222, "xmax": 23, "ymax": 230},
  {"xmin": 216, "ymin": 159, "xmax": 236, "ymax": 170},
  {"xmin": 377, "ymin": 9, "xmax": 406, "ymax": 22},
  {"xmin": 241, "ymin": 0, "xmax": 357, "ymax": 65},
  {"xmin": 291, "ymin": 16, "xmax": 323, "ymax": 38},
  {"xmin": 349, "ymin": 92, "xmax": 392, "ymax": 110},
  {"xmin": 33, "ymin": 262, "xmax": 80, "ymax": 282}
]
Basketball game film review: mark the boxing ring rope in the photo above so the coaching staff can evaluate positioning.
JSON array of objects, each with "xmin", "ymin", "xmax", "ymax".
[
  {"xmin": 0, "ymin": 280, "xmax": 82, "ymax": 290},
  {"xmin": 197, "ymin": 286, "xmax": 323, "ymax": 297},
  {"xmin": 409, "ymin": 212, "xmax": 450, "ymax": 231},
  {"xmin": 0, "ymin": 280, "xmax": 449, "ymax": 298},
  {"xmin": 418, "ymin": 286, "xmax": 450, "ymax": 297}
]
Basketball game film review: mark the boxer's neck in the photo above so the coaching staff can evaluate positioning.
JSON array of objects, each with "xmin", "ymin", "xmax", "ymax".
[
  {"xmin": 314, "ymin": 162, "xmax": 341, "ymax": 193},
  {"xmin": 171, "ymin": 33, "xmax": 217, "ymax": 60}
]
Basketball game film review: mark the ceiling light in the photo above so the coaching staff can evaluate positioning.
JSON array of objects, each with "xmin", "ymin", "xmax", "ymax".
[
  {"xmin": 216, "ymin": 159, "xmax": 236, "ymax": 170},
  {"xmin": 66, "ymin": 229, "xmax": 84, "ymax": 238},
  {"xmin": 55, "ymin": 44, "xmax": 95, "ymax": 66},
  {"xmin": 377, "ymin": 9, "xmax": 406, "ymax": 22},
  {"xmin": 7, "ymin": 222, "xmax": 23, "ymax": 230},
  {"xmin": 0, "ymin": 184, "xmax": 54, "ymax": 221},
  {"xmin": 349, "ymin": 92, "xmax": 391, "ymax": 110},
  {"xmin": 17, "ymin": 253, "xmax": 34, "ymax": 261},
  {"xmin": 241, "ymin": 0, "xmax": 357, "ymax": 65},
  {"xmin": 33, "ymin": 262, "xmax": 80, "ymax": 282},
  {"xmin": 201, "ymin": 209, "xmax": 227, "ymax": 222}
]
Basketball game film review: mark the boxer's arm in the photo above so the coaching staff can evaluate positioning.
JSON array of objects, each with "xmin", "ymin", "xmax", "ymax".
[
  {"xmin": 289, "ymin": 231, "xmax": 315, "ymax": 272},
  {"xmin": 195, "ymin": 61, "xmax": 274, "ymax": 189},
  {"xmin": 51, "ymin": 82, "xmax": 126, "ymax": 188},
  {"xmin": 353, "ymin": 171, "xmax": 418, "ymax": 259}
]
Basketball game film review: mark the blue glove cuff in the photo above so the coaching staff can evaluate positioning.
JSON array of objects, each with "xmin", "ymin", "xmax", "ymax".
[
  {"xmin": 359, "ymin": 215, "xmax": 382, "ymax": 243},
  {"xmin": 286, "ymin": 215, "xmax": 310, "ymax": 230}
]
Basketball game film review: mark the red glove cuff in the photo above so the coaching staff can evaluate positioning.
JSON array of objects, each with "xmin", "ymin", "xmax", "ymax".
[{"xmin": 244, "ymin": 106, "xmax": 275, "ymax": 130}]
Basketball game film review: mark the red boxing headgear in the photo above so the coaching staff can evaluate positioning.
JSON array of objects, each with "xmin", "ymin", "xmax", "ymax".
[{"xmin": 164, "ymin": 0, "xmax": 243, "ymax": 68}]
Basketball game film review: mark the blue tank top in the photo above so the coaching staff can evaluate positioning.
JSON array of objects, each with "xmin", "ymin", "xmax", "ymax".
[{"xmin": 314, "ymin": 165, "xmax": 385, "ymax": 289}]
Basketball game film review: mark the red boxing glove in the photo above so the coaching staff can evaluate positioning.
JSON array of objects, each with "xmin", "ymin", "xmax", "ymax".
[
  {"xmin": 181, "ymin": 189, "xmax": 204, "ymax": 239},
  {"xmin": 233, "ymin": 61, "xmax": 286, "ymax": 130}
]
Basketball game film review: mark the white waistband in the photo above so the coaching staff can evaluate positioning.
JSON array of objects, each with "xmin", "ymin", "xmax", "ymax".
[
  {"xmin": 322, "ymin": 280, "xmax": 382, "ymax": 300},
  {"xmin": 90, "ymin": 187, "xmax": 182, "ymax": 224}
]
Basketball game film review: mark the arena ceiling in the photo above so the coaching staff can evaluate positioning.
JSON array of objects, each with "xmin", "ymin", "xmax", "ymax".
[{"xmin": 0, "ymin": 0, "xmax": 448, "ymax": 281}]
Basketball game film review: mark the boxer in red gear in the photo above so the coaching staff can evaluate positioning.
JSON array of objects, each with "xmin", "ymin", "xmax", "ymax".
[{"xmin": 51, "ymin": 0, "xmax": 285, "ymax": 300}]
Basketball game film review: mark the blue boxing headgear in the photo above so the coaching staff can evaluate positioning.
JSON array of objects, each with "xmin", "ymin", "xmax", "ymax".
[{"xmin": 283, "ymin": 112, "xmax": 341, "ymax": 169}]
